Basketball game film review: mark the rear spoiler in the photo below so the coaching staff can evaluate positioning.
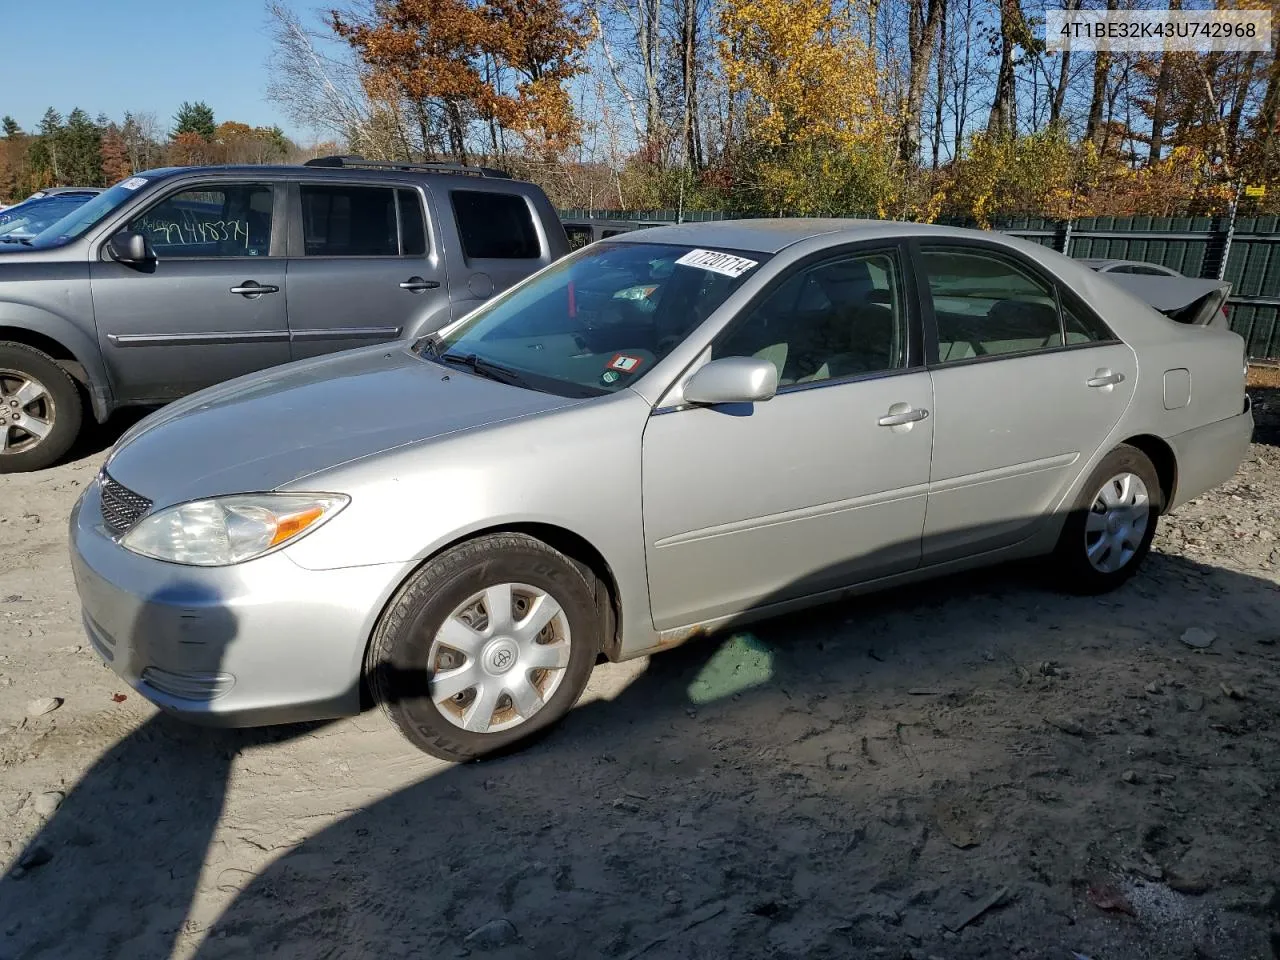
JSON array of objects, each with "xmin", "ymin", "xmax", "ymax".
[{"xmin": 1104, "ymin": 275, "xmax": 1232, "ymax": 329}]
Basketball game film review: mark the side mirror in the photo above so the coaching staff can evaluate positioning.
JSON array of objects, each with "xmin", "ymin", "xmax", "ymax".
[
  {"xmin": 683, "ymin": 356, "xmax": 778, "ymax": 406},
  {"xmin": 106, "ymin": 230, "xmax": 155, "ymax": 266}
]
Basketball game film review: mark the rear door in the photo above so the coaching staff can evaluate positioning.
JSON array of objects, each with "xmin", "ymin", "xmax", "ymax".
[
  {"xmin": 284, "ymin": 182, "xmax": 451, "ymax": 359},
  {"xmin": 89, "ymin": 180, "xmax": 289, "ymax": 402},
  {"xmin": 433, "ymin": 186, "xmax": 561, "ymax": 320},
  {"xmin": 916, "ymin": 241, "xmax": 1136, "ymax": 562}
]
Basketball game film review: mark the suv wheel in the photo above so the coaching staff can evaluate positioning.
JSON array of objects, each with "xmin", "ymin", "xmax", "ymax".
[
  {"xmin": 0, "ymin": 342, "xmax": 82, "ymax": 473},
  {"xmin": 366, "ymin": 533, "xmax": 600, "ymax": 761}
]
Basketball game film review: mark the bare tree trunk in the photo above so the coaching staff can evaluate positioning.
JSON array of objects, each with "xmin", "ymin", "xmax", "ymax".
[
  {"xmin": 1085, "ymin": 0, "xmax": 1119, "ymax": 146},
  {"xmin": 987, "ymin": 0, "xmax": 1019, "ymax": 138},
  {"xmin": 1226, "ymin": 51, "xmax": 1259, "ymax": 161},
  {"xmin": 639, "ymin": 0, "xmax": 662, "ymax": 162},
  {"xmin": 868, "ymin": 0, "xmax": 881, "ymax": 49},
  {"xmin": 1149, "ymin": 53, "xmax": 1174, "ymax": 160},
  {"xmin": 1049, "ymin": 0, "xmax": 1080, "ymax": 124},
  {"xmin": 680, "ymin": 0, "xmax": 702, "ymax": 170},
  {"xmin": 932, "ymin": 0, "xmax": 948, "ymax": 168},
  {"xmin": 901, "ymin": 0, "xmax": 945, "ymax": 161},
  {"xmin": 445, "ymin": 101, "xmax": 467, "ymax": 164},
  {"xmin": 955, "ymin": 0, "xmax": 973, "ymax": 154},
  {"xmin": 1260, "ymin": 47, "xmax": 1280, "ymax": 179}
]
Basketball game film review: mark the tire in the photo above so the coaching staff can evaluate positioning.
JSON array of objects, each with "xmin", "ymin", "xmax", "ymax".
[
  {"xmin": 366, "ymin": 533, "xmax": 601, "ymax": 761},
  {"xmin": 0, "ymin": 341, "xmax": 83, "ymax": 473},
  {"xmin": 1053, "ymin": 443, "xmax": 1163, "ymax": 595}
]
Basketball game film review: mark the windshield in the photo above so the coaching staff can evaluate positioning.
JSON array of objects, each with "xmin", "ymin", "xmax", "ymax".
[
  {"xmin": 431, "ymin": 241, "xmax": 768, "ymax": 397},
  {"xmin": 28, "ymin": 178, "xmax": 147, "ymax": 248},
  {"xmin": 0, "ymin": 195, "xmax": 96, "ymax": 241}
]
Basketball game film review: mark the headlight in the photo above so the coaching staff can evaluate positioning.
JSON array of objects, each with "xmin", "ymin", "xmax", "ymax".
[{"xmin": 119, "ymin": 493, "xmax": 348, "ymax": 566}]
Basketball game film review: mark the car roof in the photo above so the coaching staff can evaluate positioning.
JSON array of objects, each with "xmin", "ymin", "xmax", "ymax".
[
  {"xmin": 607, "ymin": 218, "xmax": 1031, "ymax": 254},
  {"xmin": 132, "ymin": 163, "xmax": 540, "ymax": 189}
]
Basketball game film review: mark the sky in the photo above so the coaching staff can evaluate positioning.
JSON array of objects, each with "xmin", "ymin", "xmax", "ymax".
[{"xmin": 4, "ymin": 0, "xmax": 329, "ymax": 142}]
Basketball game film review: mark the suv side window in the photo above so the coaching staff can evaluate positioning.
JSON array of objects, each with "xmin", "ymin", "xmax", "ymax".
[
  {"xmin": 714, "ymin": 251, "xmax": 908, "ymax": 386},
  {"xmin": 130, "ymin": 184, "xmax": 273, "ymax": 258},
  {"xmin": 921, "ymin": 247, "xmax": 1064, "ymax": 362},
  {"xmin": 398, "ymin": 189, "xmax": 428, "ymax": 257},
  {"xmin": 451, "ymin": 190, "xmax": 540, "ymax": 259},
  {"xmin": 300, "ymin": 184, "xmax": 398, "ymax": 256}
]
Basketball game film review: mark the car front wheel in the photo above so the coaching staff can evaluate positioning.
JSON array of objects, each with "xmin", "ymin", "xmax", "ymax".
[
  {"xmin": 366, "ymin": 533, "xmax": 600, "ymax": 761},
  {"xmin": 0, "ymin": 342, "xmax": 83, "ymax": 473},
  {"xmin": 1054, "ymin": 443, "xmax": 1163, "ymax": 594}
]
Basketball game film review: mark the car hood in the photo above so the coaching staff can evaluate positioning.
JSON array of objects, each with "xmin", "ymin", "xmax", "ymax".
[{"xmin": 104, "ymin": 345, "xmax": 582, "ymax": 505}]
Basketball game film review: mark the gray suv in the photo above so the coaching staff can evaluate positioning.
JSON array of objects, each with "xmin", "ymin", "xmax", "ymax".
[{"xmin": 0, "ymin": 156, "xmax": 568, "ymax": 471}]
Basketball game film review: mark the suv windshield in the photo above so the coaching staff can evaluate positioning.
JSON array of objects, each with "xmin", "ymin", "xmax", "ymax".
[
  {"xmin": 28, "ymin": 179, "xmax": 145, "ymax": 248},
  {"xmin": 430, "ymin": 241, "xmax": 767, "ymax": 397}
]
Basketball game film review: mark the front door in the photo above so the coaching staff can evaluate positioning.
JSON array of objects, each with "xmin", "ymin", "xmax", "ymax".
[
  {"xmin": 285, "ymin": 183, "xmax": 453, "ymax": 359},
  {"xmin": 90, "ymin": 181, "xmax": 289, "ymax": 402},
  {"xmin": 642, "ymin": 247, "xmax": 934, "ymax": 630},
  {"xmin": 917, "ymin": 242, "xmax": 1137, "ymax": 562}
]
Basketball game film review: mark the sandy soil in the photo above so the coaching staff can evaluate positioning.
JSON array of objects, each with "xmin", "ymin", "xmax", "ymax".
[{"xmin": 0, "ymin": 387, "xmax": 1278, "ymax": 960}]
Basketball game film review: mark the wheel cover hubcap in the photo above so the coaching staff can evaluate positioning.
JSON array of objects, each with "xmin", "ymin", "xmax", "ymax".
[
  {"xmin": 427, "ymin": 582, "xmax": 572, "ymax": 734},
  {"xmin": 0, "ymin": 369, "xmax": 55, "ymax": 455},
  {"xmin": 1084, "ymin": 471, "xmax": 1151, "ymax": 574}
]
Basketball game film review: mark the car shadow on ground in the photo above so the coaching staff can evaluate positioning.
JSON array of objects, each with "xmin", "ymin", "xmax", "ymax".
[{"xmin": 4, "ymin": 541, "xmax": 1279, "ymax": 960}]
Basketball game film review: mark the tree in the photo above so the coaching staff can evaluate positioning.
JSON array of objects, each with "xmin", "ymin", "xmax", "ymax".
[
  {"xmin": 60, "ymin": 108, "xmax": 104, "ymax": 185},
  {"xmin": 173, "ymin": 101, "xmax": 216, "ymax": 141},
  {"xmin": 216, "ymin": 121, "xmax": 292, "ymax": 164},
  {"xmin": 901, "ymin": 0, "xmax": 946, "ymax": 161},
  {"xmin": 121, "ymin": 112, "xmax": 164, "ymax": 172},
  {"xmin": 100, "ymin": 123, "xmax": 131, "ymax": 182},
  {"xmin": 2, "ymin": 117, "xmax": 19, "ymax": 138}
]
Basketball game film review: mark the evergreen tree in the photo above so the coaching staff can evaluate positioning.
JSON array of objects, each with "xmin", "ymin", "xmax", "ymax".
[
  {"xmin": 2, "ymin": 116, "xmax": 20, "ymax": 138},
  {"xmin": 172, "ymin": 101, "xmax": 216, "ymax": 140},
  {"xmin": 60, "ymin": 108, "xmax": 104, "ymax": 185}
]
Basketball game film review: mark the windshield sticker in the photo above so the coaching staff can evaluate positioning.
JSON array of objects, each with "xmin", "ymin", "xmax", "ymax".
[
  {"xmin": 120, "ymin": 177, "xmax": 148, "ymax": 190},
  {"xmin": 675, "ymin": 248, "xmax": 759, "ymax": 278},
  {"xmin": 601, "ymin": 370, "xmax": 620, "ymax": 385},
  {"xmin": 607, "ymin": 354, "xmax": 643, "ymax": 373}
]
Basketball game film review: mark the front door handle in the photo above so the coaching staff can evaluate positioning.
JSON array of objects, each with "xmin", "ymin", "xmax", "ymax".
[
  {"xmin": 1086, "ymin": 369, "xmax": 1125, "ymax": 388},
  {"xmin": 878, "ymin": 405, "xmax": 929, "ymax": 427},
  {"xmin": 400, "ymin": 277, "xmax": 441, "ymax": 292},
  {"xmin": 230, "ymin": 281, "xmax": 279, "ymax": 298}
]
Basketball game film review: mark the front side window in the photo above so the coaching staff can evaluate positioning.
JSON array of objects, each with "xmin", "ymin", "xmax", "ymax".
[
  {"xmin": 301, "ymin": 184, "xmax": 397, "ymax": 256},
  {"xmin": 129, "ymin": 184, "xmax": 274, "ymax": 258},
  {"xmin": 429, "ymin": 241, "xmax": 768, "ymax": 397},
  {"xmin": 451, "ymin": 190, "xmax": 540, "ymax": 259},
  {"xmin": 714, "ymin": 251, "xmax": 907, "ymax": 385},
  {"xmin": 921, "ymin": 247, "xmax": 1064, "ymax": 362}
]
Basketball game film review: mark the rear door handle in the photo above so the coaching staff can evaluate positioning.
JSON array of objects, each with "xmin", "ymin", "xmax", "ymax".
[
  {"xmin": 230, "ymin": 282, "xmax": 279, "ymax": 298},
  {"xmin": 878, "ymin": 406, "xmax": 929, "ymax": 427},
  {"xmin": 400, "ymin": 277, "xmax": 441, "ymax": 292},
  {"xmin": 1086, "ymin": 370, "xmax": 1125, "ymax": 388}
]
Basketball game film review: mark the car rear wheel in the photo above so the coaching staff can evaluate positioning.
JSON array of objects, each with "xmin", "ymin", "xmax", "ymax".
[
  {"xmin": 1053, "ymin": 443, "xmax": 1162, "ymax": 594},
  {"xmin": 366, "ymin": 533, "xmax": 600, "ymax": 761},
  {"xmin": 0, "ymin": 342, "xmax": 82, "ymax": 473}
]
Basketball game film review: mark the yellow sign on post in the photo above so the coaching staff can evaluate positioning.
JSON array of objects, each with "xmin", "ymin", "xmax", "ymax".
[{"xmin": 1244, "ymin": 185, "xmax": 1266, "ymax": 199}]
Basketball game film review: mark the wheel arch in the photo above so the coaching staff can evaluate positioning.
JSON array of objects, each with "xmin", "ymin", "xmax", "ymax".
[
  {"xmin": 0, "ymin": 317, "xmax": 112, "ymax": 422},
  {"xmin": 1119, "ymin": 433, "xmax": 1177, "ymax": 509},
  {"xmin": 358, "ymin": 521, "xmax": 624, "ymax": 708}
]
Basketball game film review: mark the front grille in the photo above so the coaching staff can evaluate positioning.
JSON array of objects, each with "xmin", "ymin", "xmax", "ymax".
[{"xmin": 99, "ymin": 472, "xmax": 152, "ymax": 537}]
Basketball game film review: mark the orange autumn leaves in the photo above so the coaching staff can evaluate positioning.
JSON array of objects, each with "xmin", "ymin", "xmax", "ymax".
[{"xmin": 331, "ymin": 0, "xmax": 589, "ymax": 158}]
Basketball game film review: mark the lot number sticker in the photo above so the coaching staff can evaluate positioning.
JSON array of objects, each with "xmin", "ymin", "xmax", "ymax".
[
  {"xmin": 120, "ymin": 177, "xmax": 148, "ymax": 190},
  {"xmin": 607, "ymin": 354, "xmax": 643, "ymax": 373},
  {"xmin": 675, "ymin": 248, "xmax": 759, "ymax": 278}
]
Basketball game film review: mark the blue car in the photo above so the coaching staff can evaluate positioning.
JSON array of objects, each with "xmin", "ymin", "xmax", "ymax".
[{"xmin": 0, "ymin": 188, "xmax": 103, "ymax": 243}]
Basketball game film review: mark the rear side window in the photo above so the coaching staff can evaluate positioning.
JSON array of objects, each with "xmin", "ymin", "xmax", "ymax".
[
  {"xmin": 451, "ymin": 190, "xmax": 540, "ymax": 259},
  {"xmin": 301, "ymin": 184, "xmax": 397, "ymax": 256},
  {"xmin": 564, "ymin": 224, "xmax": 592, "ymax": 251},
  {"xmin": 921, "ymin": 247, "xmax": 1064, "ymax": 362},
  {"xmin": 398, "ymin": 189, "xmax": 428, "ymax": 256}
]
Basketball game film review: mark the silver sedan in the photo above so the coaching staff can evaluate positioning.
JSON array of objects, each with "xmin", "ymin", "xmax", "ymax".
[{"xmin": 70, "ymin": 220, "xmax": 1254, "ymax": 760}]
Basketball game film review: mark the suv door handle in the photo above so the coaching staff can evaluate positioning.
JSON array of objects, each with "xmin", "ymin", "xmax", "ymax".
[
  {"xmin": 1086, "ymin": 370, "xmax": 1125, "ymax": 388},
  {"xmin": 400, "ymin": 277, "xmax": 441, "ymax": 292},
  {"xmin": 230, "ymin": 282, "xmax": 279, "ymax": 298},
  {"xmin": 878, "ymin": 406, "xmax": 929, "ymax": 427}
]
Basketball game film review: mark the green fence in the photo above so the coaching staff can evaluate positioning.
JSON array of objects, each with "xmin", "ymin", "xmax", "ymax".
[{"xmin": 558, "ymin": 209, "xmax": 1280, "ymax": 359}]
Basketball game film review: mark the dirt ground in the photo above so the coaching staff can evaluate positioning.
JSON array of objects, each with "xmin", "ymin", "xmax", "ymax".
[{"xmin": 0, "ymin": 385, "xmax": 1278, "ymax": 960}]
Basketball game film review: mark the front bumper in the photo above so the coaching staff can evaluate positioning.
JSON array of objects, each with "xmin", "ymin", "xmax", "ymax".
[
  {"xmin": 69, "ymin": 478, "xmax": 411, "ymax": 727},
  {"xmin": 1165, "ymin": 395, "xmax": 1255, "ymax": 511}
]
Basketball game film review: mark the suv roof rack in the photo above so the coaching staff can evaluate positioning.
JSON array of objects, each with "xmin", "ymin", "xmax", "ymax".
[{"xmin": 303, "ymin": 155, "xmax": 513, "ymax": 179}]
